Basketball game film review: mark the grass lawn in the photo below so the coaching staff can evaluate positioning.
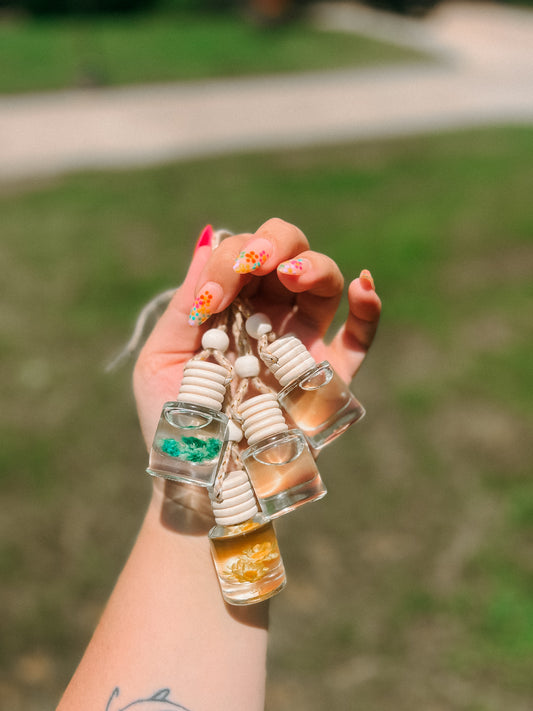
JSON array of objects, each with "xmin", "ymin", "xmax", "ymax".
[
  {"xmin": 0, "ymin": 12, "xmax": 426, "ymax": 94},
  {"xmin": 1, "ymin": 125, "xmax": 532, "ymax": 710}
]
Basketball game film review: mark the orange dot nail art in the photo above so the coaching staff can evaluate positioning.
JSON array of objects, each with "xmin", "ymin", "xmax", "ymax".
[
  {"xmin": 278, "ymin": 258, "xmax": 306, "ymax": 275},
  {"xmin": 233, "ymin": 248, "xmax": 269, "ymax": 274},
  {"xmin": 188, "ymin": 289, "xmax": 214, "ymax": 326}
]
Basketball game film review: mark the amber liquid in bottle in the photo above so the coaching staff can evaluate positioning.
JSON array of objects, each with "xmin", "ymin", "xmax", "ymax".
[
  {"xmin": 209, "ymin": 516, "xmax": 286, "ymax": 605},
  {"xmin": 278, "ymin": 362, "xmax": 365, "ymax": 450},
  {"xmin": 241, "ymin": 430, "xmax": 326, "ymax": 519}
]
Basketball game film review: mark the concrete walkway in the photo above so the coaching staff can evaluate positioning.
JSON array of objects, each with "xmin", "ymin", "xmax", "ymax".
[{"xmin": 1, "ymin": 1, "xmax": 532, "ymax": 182}]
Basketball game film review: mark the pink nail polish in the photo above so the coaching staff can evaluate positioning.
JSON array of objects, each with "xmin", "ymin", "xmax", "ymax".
[
  {"xmin": 233, "ymin": 239, "xmax": 271, "ymax": 274},
  {"xmin": 194, "ymin": 224, "xmax": 214, "ymax": 252},
  {"xmin": 278, "ymin": 258, "xmax": 308, "ymax": 275},
  {"xmin": 359, "ymin": 269, "xmax": 375, "ymax": 291}
]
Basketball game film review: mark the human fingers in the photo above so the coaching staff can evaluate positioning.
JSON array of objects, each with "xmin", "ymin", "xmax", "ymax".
[
  {"xmin": 233, "ymin": 217, "xmax": 310, "ymax": 275},
  {"xmin": 270, "ymin": 250, "xmax": 344, "ymax": 339},
  {"xmin": 186, "ymin": 231, "xmax": 253, "ymax": 326},
  {"xmin": 187, "ymin": 218, "xmax": 310, "ymax": 326},
  {"xmin": 325, "ymin": 270, "xmax": 382, "ymax": 383}
]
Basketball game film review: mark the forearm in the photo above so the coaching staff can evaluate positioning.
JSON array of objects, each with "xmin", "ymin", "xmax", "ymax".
[{"xmin": 57, "ymin": 484, "xmax": 269, "ymax": 711}]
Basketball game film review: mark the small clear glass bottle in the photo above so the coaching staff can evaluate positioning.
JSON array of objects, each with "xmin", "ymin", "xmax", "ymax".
[
  {"xmin": 263, "ymin": 334, "xmax": 365, "ymax": 450},
  {"xmin": 209, "ymin": 470, "xmax": 286, "ymax": 605},
  {"xmin": 239, "ymin": 394, "xmax": 326, "ymax": 518},
  {"xmin": 147, "ymin": 359, "xmax": 230, "ymax": 487}
]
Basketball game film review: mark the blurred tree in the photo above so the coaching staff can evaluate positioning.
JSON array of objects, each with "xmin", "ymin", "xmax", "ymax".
[
  {"xmin": 241, "ymin": 0, "xmax": 295, "ymax": 26},
  {"xmin": 5, "ymin": 0, "xmax": 154, "ymax": 14},
  {"xmin": 363, "ymin": 0, "xmax": 440, "ymax": 15},
  {"xmin": 2, "ymin": 0, "xmax": 531, "ymax": 31}
]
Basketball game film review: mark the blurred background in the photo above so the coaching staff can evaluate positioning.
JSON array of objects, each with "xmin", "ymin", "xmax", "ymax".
[{"xmin": 1, "ymin": 1, "xmax": 532, "ymax": 710}]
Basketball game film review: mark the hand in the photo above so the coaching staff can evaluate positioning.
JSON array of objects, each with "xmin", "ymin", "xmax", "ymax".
[{"xmin": 134, "ymin": 218, "xmax": 381, "ymax": 453}]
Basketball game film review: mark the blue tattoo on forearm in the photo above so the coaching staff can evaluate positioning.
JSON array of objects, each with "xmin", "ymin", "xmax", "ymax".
[{"xmin": 106, "ymin": 688, "xmax": 192, "ymax": 711}]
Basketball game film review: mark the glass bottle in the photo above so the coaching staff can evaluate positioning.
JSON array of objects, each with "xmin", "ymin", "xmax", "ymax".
[
  {"xmin": 147, "ymin": 358, "xmax": 230, "ymax": 487},
  {"xmin": 239, "ymin": 393, "xmax": 326, "ymax": 518},
  {"xmin": 209, "ymin": 470, "xmax": 286, "ymax": 605},
  {"xmin": 263, "ymin": 334, "xmax": 365, "ymax": 450}
]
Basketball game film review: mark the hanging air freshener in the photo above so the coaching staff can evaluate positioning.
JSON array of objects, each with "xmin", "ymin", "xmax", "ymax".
[
  {"xmin": 209, "ymin": 469, "xmax": 286, "ymax": 605},
  {"xmin": 227, "ymin": 310, "xmax": 326, "ymax": 519},
  {"xmin": 247, "ymin": 313, "xmax": 365, "ymax": 450},
  {"xmin": 147, "ymin": 327, "xmax": 232, "ymax": 487}
]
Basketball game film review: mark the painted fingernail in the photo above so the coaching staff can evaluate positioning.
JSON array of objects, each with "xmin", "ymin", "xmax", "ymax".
[
  {"xmin": 194, "ymin": 224, "xmax": 213, "ymax": 252},
  {"xmin": 277, "ymin": 258, "xmax": 309, "ymax": 275},
  {"xmin": 359, "ymin": 269, "xmax": 375, "ymax": 291},
  {"xmin": 188, "ymin": 282, "xmax": 221, "ymax": 326},
  {"xmin": 232, "ymin": 239, "xmax": 271, "ymax": 274}
]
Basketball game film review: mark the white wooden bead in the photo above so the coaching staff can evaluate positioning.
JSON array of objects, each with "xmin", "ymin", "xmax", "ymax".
[
  {"xmin": 245, "ymin": 313, "xmax": 272, "ymax": 339},
  {"xmin": 201, "ymin": 328, "xmax": 230, "ymax": 352},
  {"xmin": 234, "ymin": 355, "xmax": 260, "ymax": 378},
  {"xmin": 227, "ymin": 420, "xmax": 243, "ymax": 443}
]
